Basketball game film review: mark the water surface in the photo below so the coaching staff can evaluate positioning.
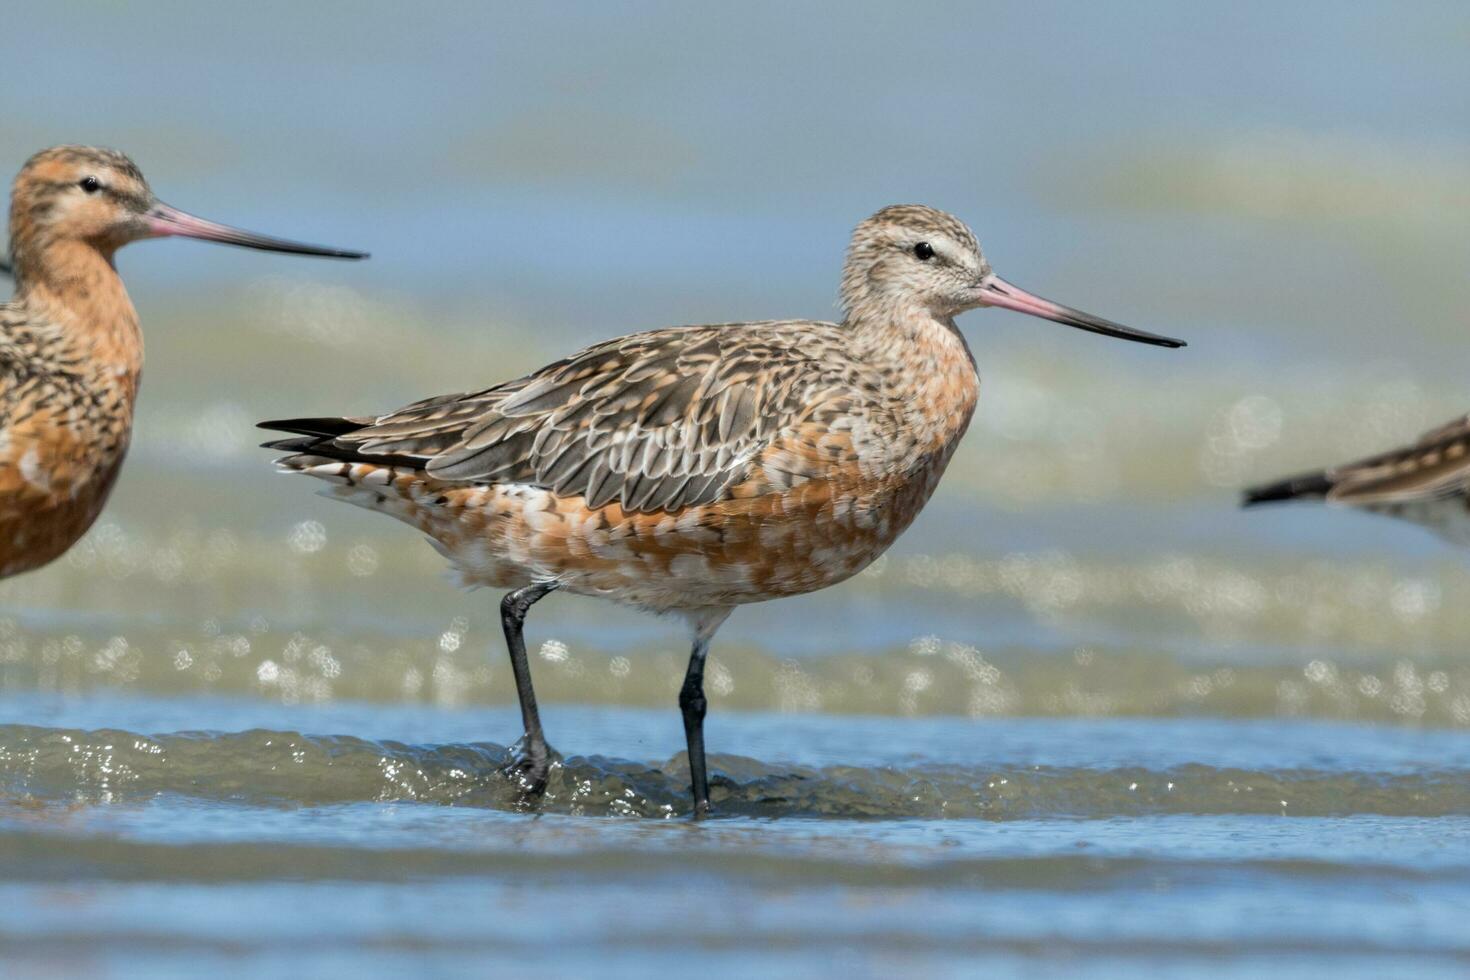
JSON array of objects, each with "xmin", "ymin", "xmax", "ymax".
[{"xmin": 3, "ymin": 695, "xmax": 1469, "ymax": 978}]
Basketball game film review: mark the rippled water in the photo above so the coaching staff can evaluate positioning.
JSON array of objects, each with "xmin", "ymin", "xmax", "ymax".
[{"xmin": 3, "ymin": 696, "xmax": 1469, "ymax": 977}]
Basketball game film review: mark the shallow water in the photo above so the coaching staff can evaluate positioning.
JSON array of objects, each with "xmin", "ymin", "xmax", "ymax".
[{"xmin": 2, "ymin": 694, "xmax": 1468, "ymax": 978}]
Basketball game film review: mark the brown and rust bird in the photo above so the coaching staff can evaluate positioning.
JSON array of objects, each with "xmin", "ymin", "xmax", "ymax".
[
  {"xmin": 1244, "ymin": 414, "xmax": 1470, "ymax": 546},
  {"xmin": 0, "ymin": 145, "xmax": 365, "ymax": 580},
  {"xmin": 262, "ymin": 204, "xmax": 1185, "ymax": 813}
]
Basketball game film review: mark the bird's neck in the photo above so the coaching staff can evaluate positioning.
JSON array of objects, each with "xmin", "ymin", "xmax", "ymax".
[
  {"xmin": 847, "ymin": 299, "xmax": 976, "ymax": 380},
  {"xmin": 13, "ymin": 238, "xmax": 143, "ymax": 379},
  {"xmin": 846, "ymin": 300, "xmax": 980, "ymax": 440}
]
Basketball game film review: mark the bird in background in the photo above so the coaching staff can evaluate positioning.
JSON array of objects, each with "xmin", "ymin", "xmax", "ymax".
[
  {"xmin": 0, "ymin": 145, "xmax": 366, "ymax": 579},
  {"xmin": 262, "ymin": 204, "xmax": 1185, "ymax": 815},
  {"xmin": 1243, "ymin": 414, "xmax": 1470, "ymax": 546}
]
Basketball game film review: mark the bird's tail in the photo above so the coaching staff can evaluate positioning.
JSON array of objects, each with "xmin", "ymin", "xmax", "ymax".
[
  {"xmin": 1240, "ymin": 470, "xmax": 1333, "ymax": 508},
  {"xmin": 257, "ymin": 416, "xmax": 381, "ymax": 462}
]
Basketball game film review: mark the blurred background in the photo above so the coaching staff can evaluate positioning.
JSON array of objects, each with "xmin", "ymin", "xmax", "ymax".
[
  {"xmin": 2, "ymin": 0, "xmax": 1468, "ymax": 714},
  {"xmin": 3, "ymin": 3, "xmax": 1469, "ymax": 977}
]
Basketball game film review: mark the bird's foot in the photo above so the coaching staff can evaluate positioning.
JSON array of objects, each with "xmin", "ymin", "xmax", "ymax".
[{"xmin": 500, "ymin": 738, "xmax": 552, "ymax": 796}]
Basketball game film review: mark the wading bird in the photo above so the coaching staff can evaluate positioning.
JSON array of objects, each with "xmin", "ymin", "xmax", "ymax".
[
  {"xmin": 0, "ymin": 145, "xmax": 365, "ymax": 579},
  {"xmin": 1243, "ymin": 414, "xmax": 1470, "ymax": 545},
  {"xmin": 262, "ymin": 205, "xmax": 1184, "ymax": 814}
]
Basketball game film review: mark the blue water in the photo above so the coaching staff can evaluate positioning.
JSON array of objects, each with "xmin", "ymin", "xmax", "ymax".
[{"xmin": 2, "ymin": 693, "xmax": 1469, "ymax": 978}]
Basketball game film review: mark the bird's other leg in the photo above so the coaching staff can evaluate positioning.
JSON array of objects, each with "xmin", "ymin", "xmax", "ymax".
[
  {"xmin": 499, "ymin": 580, "xmax": 559, "ymax": 793},
  {"xmin": 679, "ymin": 608, "xmax": 732, "ymax": 817}
]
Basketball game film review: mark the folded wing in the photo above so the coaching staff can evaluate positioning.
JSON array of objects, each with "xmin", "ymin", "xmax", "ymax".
[
  {"xmin": 1243, "ymin": 414, "xmax": 1470, "ymax": 507},
  {"xmin": 263, "ymin": 321, "xmax": 862, "ymax": 515}
]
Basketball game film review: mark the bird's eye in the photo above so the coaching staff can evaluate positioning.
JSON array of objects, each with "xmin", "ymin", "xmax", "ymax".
[
  {"xmin": 78, "ymin": 176, "xmax": 101, "ymax": 194},
  {"xmin": 913, "ymin": 242, "xmax": 935, "ymax": 261}
]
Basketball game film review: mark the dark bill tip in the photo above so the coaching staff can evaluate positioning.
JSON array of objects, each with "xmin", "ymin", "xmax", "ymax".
[
  {"xmin": 147, "ymin": 202, "xmax": 368, "ymax": 260},
  {"xmin": 981, "ymin": 275, "xmax": 1186, "ymax": 348}
]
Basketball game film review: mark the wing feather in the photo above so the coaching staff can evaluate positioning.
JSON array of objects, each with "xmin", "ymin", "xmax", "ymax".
[
  {"xmin": 265, "ymin": 321, "xmax": 872, "ymax": 514},
  {"xmin": 1326, "ymin": 415, "xmax": 1470, "ymax": 505}
]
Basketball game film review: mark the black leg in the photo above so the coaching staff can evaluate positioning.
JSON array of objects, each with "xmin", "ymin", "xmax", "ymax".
[
  {"xmin": 678, "ymin": 635, "xmax": 712, "ymax": 815},
  {"xmin": 678, "ymin": 609, "xmax": 730, "ymax": 817},
  {"xmin": 499, "ymin": 580, "xmax": 558, "ymax": 793}
]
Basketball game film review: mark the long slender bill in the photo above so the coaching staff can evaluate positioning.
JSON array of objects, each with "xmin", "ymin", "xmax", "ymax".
[
  {"xmin": 146, "ymin": 202, "xmax": 368, "ymax": 259},
  {"xmin": 979, "ymin": 274, "xmax": 1184, "ymax": 348}
]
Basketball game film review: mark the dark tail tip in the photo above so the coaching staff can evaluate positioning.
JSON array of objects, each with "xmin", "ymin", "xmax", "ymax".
[
  {"xmin": 260, "ymin": 436, "xmax": 320, "ymax": 452},
  {"xmin": 257, "ymin": 416, "xmax": 364, "ymax": 438},
  {"xmin": 1241, "ymin": 471, "xmax": 1333, "ymax": 508}
]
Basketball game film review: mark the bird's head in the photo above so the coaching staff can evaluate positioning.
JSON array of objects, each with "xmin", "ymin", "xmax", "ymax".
[
  {"xmin": 8, "ymin": 145, "xmax": 366, "ymax": 284},
  {"xmin": 840, "ymin": 204, "xmax": 1184, "ymax": 348}
]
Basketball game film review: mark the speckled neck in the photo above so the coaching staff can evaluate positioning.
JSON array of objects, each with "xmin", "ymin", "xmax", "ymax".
[
  {"xmin": 848, "ymin": 301, "xmax": 980, "ymax": 460},
  {"xmin": 14, "ymin": 238, "xmax": 143, "ymax": 382}
]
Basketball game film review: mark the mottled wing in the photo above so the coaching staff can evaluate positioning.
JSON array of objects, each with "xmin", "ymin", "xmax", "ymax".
[
  {"xmin": 0, "ymin": 311, "xmax": 96, "ymax": 517},
  {"xmin": 325, "ymin": 322, "xmax": 851, "ymax": 513},
  {"xmin": 0, "ymin": 320, "xmax": 25, "ymax": 436},
  {"xmin": 1325, "ymin": 414, "xmax": 1470, "ymax": 505},
  {"xmin": 0, "ymin": 310, "xmax": 60, "ymax": 456}
]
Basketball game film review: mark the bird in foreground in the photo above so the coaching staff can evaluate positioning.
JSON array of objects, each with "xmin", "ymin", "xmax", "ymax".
[
  {"xmin": 0, "ymin": 145, "xmax": 366, "ymax": 579},
  {"xmin": 262, "ymin": 204, "xmax": 1185, "ymax": 814},
  {"xmin": 1243, "ymin": 414, "xmax": 1470, "ymax": 546}
]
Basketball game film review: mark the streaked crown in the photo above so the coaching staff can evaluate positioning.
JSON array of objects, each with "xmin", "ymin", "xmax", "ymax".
[
  {"xmin": 10, "ymin": 145, "xmax": 154, "ymax": 268},
  {"xmin": 840, "ymin": 204, "xmax": 990, "ymax": 319}
]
